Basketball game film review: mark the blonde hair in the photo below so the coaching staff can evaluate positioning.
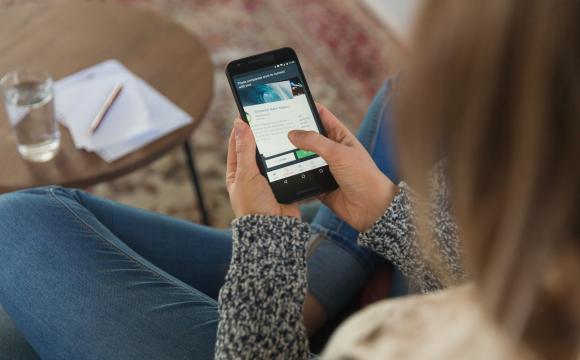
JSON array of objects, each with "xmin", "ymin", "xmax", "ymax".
[{"xmin": 394, "ymin": 0, "xmax": 580, "ymax": 358}]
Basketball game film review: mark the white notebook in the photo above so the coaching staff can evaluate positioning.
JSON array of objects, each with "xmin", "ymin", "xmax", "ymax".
[{"xmin": 55, "ymin": 59, "xmax": 193, "ymax": 162}]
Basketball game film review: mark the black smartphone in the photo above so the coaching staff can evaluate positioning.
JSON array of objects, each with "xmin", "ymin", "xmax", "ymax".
[{"xmin": 226, "ymin": 47, "xmax": 338, "ymax": 204}]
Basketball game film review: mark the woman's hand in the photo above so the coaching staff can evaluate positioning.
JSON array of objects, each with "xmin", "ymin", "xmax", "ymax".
[
  {"xmin": 226, "ymin": 119, "xmax": 301, "ymax": 219},
  {"xmin": 289, "ymin": 104, "xmax": 397, "ymax": 232}
]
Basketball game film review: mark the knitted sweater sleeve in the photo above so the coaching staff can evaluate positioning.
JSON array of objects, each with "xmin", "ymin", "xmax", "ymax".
[
  {"xmin": 358, "ymin": 166, "xmax": 465, "ymax": 292},
  {"xmin": 215, "ymin": 215, "xmax": 311, "ymax": 360}
]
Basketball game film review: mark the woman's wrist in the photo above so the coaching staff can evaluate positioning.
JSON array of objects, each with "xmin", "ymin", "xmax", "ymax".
[{"xmin": 359, "ymin": 175, "xmax": 398, "ymax": 233}]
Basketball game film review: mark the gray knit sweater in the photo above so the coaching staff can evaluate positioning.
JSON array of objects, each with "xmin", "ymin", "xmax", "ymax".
[{"xmin": 215, "ymin": 168, "xmax": 462, "ymax": 359}]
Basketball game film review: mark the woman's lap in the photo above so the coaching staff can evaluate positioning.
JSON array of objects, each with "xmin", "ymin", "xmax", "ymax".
[
  {"xmin": 0, "ymin": 78, "xmax": 400, "ymax": 358},
  {"xmin": 66, "ymin": 188, "xmax": 233, "ymax": 300},
  {"xmin": 0, "ymin": 187, "xmax": 219, "ymax": 360}
]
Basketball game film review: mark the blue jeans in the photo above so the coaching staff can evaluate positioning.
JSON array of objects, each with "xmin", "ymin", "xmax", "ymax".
[{"xmin": 0, "ymin": 79, "xmax": 399, "ymax": 360}]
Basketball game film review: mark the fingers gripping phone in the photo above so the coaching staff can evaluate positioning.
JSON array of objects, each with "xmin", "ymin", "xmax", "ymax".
[{"xmin": 226, "ymin": 47, "xmax": 338, "ymax": 204}]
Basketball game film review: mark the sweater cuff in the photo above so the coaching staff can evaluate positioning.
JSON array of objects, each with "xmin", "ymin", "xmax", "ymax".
[
  {"xmin": 231, "ymin": 215, "xmax": 310, "ymax": 262},
  {"xmin": 357, "ymin": 183, "xmax": 415, "ymax": 251}
]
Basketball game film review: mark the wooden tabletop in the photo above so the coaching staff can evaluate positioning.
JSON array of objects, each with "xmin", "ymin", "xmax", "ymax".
[{"xmin": 0, "ymin": 1, "xmax": 213, "ymax": 192}]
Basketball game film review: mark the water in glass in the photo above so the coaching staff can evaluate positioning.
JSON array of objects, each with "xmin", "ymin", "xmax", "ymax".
[{"xmin": 1, "ymin": 71, "xmax": 60, "ymax": 162}]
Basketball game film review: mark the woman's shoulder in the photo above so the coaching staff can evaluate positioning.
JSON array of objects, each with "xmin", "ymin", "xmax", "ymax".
[{"xmin": 322, "ymin": 285, "xmax": 534, "ymax": 360}]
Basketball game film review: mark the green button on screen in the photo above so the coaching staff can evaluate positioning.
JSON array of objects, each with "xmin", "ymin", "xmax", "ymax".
[{"xmin": 295, "ymin": 149, "xmax": 316, "ymax": 159}]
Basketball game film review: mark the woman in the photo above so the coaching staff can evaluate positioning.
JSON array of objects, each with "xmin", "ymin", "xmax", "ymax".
[
  {"xmin": 1, "ymin": 0, "xmax": 579, "ymax": 359},
  {"xmin": 216, "ymin": 0, "xmax": 580, "ymax": 358}
]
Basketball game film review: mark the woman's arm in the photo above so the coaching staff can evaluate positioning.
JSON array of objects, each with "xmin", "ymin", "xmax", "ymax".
[
  {"xmin": 217, "ymin": 119, "xmax": 308, "ymax": 358},
  {"xmin": 358, "ymin": 164, "xmax": 466, "ymax": 292},
  {"xmin": 215, "ymin": 215, "xmax": 310, "ymax": 360},
  {"xmin": 288, "ymin": 106, "xmax": 463, "ymax": 291}
]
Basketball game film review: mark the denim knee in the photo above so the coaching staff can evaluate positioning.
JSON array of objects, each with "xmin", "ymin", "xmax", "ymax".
[
  {"xmin": 0, "ymin": 186, "xmax": 75, "ymax": 245},
  {"xmin": 0, "ymin": 186, "xmax": 71, "ymax": 209},
  {"xmin": 1, "ymin": 186, "xmax": 83, "ymax": 205},
  {"xmin": 0, "ymin": 185, "xmax": 51, "ymax": 210}
]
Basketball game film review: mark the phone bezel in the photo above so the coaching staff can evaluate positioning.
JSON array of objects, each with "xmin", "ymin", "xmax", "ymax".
[{"xmin": 225, "ymin": 47, "xmax": 338, "ymax": 204}]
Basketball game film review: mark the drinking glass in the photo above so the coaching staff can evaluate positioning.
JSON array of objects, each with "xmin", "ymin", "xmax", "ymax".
[{"xmin": 1, "ymin": 69, "xmax": 61, "ymax": 162}]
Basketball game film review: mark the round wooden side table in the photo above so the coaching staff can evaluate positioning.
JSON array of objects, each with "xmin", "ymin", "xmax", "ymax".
[{"xmin": 0, "ymin": 1, "xmax": 212, "ymax": 224}]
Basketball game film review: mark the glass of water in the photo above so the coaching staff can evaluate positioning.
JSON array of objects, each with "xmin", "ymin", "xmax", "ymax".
[{"xmin": 1, "ymin": 70, "xmax": 60, "ymax": 162}]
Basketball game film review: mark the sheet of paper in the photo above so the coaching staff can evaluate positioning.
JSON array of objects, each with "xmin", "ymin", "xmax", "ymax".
[
  {"xmin": 55, "ymin": 72, "xmax": 151, "ymax": 151},
  {"xmin": 54, "ymin": 59, "xmax": 193, "ymax": 162}
]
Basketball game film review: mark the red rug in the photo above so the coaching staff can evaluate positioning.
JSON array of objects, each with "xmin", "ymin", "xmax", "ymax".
[{"xmin": 1, "ymin": 0, "xmax": 403, "ymax": 226}]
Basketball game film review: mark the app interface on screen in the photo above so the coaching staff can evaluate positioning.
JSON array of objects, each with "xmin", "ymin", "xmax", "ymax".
[{"xmin": 233, "ymin": 61, "xmax": 327, "ymax": 182}]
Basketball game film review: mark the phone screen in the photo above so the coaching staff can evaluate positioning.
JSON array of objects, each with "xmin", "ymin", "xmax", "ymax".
[{"xmin": 232, "ymin": 61, "xmax": 328, "ymax": 183}]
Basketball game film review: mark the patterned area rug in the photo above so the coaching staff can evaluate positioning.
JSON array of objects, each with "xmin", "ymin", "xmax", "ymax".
[{"xmin": 2, "ymin": 0, "xmax": 403, "ymax": 228}]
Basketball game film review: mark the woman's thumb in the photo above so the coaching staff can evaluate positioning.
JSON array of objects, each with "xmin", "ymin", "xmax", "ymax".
[{"xmin": 288, "ymin": 130, "xmax": 337, "ymax": 160}]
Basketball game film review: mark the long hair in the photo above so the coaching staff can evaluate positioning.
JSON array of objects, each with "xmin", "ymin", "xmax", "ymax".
[{"xmin": 394, "ymin": 0, "xmax": 580, "ymax": 358}]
